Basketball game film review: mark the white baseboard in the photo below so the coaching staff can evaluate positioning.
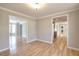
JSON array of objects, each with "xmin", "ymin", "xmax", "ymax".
[
  {"xmin": 38, "ymin": 39, "xmax": 52, "ymax": 44},
  {"xmin": 68, "ymin": 46, "xmax": 79, "ymax": 51},
  {"xmin": 27, "ymin": 39, "xmax": 52, "ymax": 44},
  {"xmin": 0, "ymin": 48, "xmax": 9, "ymax": 52},
  {"xmin": 0, "ymin": 48, "xmax": 10, "ymax": 56},
  {"xmin": 27, "ymin": 39, "xmax": 37, "ymax": 43}
]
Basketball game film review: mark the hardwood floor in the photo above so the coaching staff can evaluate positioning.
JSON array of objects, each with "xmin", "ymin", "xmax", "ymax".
[{"xmin": 9, "ymin": 37, "xmax": 79, "ymax": 56}]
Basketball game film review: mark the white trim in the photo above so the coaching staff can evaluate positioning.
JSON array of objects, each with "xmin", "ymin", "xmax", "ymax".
[
  {"xmin": 27, "ymin": 39, "xmax": 37, "ymax": 43},
  {"xmin": 27, "ymin": 21, "xmax": 29, "ymax": 44},
  {"xmin": 0, "ymin": 6, "xmax": 79, "ymax": 20},
  {"xmin": 38, "ymin": 39, "xmax": 52, "ymax": 44},
  {"xmin": 0, "ymin": 48, "xmax": 9, "ymax": 52},
  {"xmin": 68, "ymin": 47, "xmax": 79, "ymax": 51},
  {"xmin": 51, "ymin": 19, "xmax": 54, "ymax": 44},
  {"xmin": 0, "ymin": 6, "xmax": 36, "ymax": 19},
  {"xmin": 51, "ymin": 14, "xmax": 68, "ymax": 44},
  {"xmin": 51, "ymin": 14, "xmax": 68, "ymax": 19},
  {"xmin": 66, "ymin": 14, "xmax": 69, "ymax": 48},
  {"xmin": 27, "ymin": 39, "xmax": 52, "ymax": 44},
  {"xmin": 38, "ymin": 8, "xmax": 79, "ymax": 19}
]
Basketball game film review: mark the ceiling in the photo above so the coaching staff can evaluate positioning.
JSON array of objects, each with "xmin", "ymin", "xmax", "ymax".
[{"xmin": 0, "ymin": 3, "xmax": 79, "ymax": 18}]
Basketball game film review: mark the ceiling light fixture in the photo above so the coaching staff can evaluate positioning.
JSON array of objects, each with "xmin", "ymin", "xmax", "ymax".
[
  {"xmin": 29, "ymin": 3, "xmax": 45, "ymax": 9},
  {"xmin": 28, "ymin": 3, "xmax": 45, "ymax": 17}
]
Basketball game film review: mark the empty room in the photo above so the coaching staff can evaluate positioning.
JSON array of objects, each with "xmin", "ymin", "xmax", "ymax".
[{"xmin": 0, "ymin": 3, "xmax": 79, "ymax": 56}]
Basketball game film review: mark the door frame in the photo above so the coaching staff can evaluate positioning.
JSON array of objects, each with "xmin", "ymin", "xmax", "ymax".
[
  {"xmin": 51, "ymin": 14, "xmax": 69, "ymax": 45},
  {"xmin": 9, "ymin": 16, "xmax": 29, "ymax": 49}
]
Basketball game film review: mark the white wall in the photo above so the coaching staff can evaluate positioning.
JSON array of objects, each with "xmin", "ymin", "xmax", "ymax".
[
  {"xmin": 27, "ymin": 19, "xmax": 37, "ymax": 42},
  {"xmin": 37, "ymin": 18, "xmax": 52, "ymax": 43},
  {"xmin": 0, "ymin": 10, "xmax": 9, "ymax": 50},
  {"xmin": 0, "ymin": 9, "xmax": 37, "ymax": 50},
  {"xmin": 68, "ymin": 10, "xmax": 79, "ymax": 49}
]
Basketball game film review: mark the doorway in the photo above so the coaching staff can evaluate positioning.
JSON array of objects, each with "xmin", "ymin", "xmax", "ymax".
[
  {"xmin": 52, "ymin": 15, "xmax": 68, "ymax": 43},
  {"xmin": 9, "ymin": 16, "xmax": 28, "ymax": 55},
  {"xmin": 9, "ymin": 21, "xmax": 17, "ymax": 54}
]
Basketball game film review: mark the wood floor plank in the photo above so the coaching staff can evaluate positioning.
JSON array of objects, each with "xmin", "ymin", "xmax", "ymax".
[{"xmin": 9, "ymin": 37, "xmax": 79, "ymax": 56}]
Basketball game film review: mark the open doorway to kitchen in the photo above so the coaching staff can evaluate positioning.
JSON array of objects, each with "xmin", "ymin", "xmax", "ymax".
[
  {"xmin": 9, "ymin": 16, "xmax": 28, "ymax": 55},
  {"xmin": 52, "ymin": 15, "xmax": 68, "ymax": 44}
]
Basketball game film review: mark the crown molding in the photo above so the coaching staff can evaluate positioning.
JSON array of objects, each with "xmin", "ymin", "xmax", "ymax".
[
  {"xmin": 0, "ymin": 6, "xmax": 79, "ymax": 20},
  {"xmin": 37, "ymin": 8, "xmax": 79, "ymax": 19},
  {"xmin": 0, "ymin": 6, "xmax": 36, "ymax": 20}
]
